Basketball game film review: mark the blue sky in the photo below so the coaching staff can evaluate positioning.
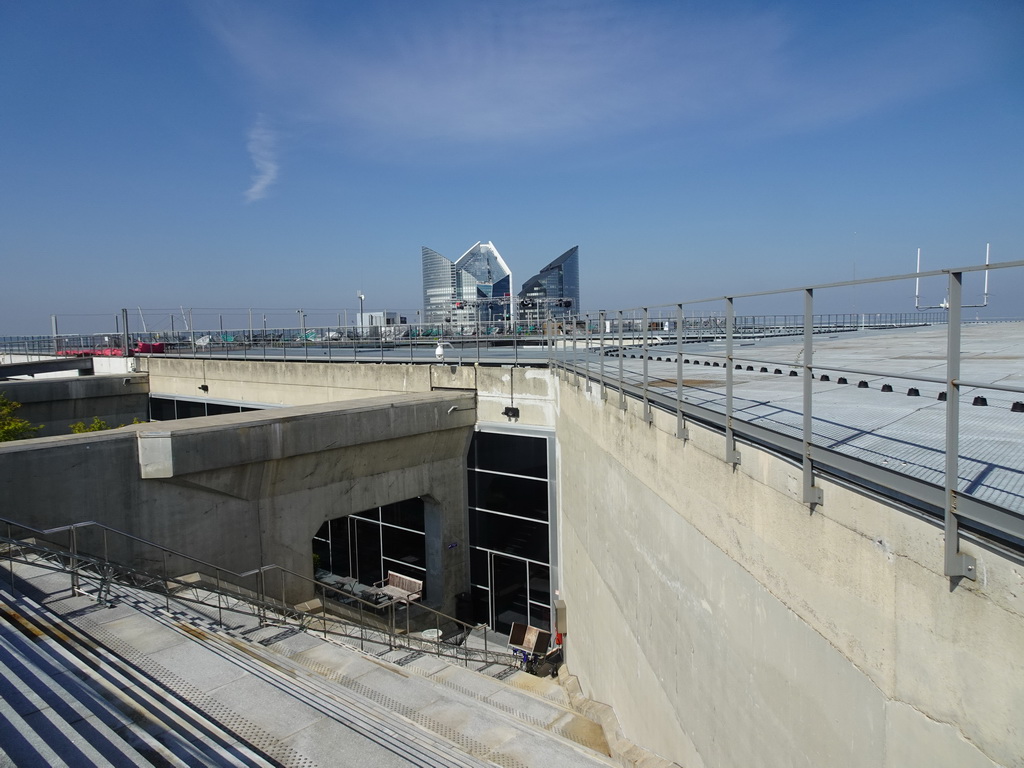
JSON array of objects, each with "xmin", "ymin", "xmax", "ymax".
[{"xmin": 2, "ymin": 0, "xmax": 1022, "ymax": 334}]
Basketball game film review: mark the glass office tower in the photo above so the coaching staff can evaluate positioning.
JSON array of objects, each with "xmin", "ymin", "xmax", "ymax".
[
  {"xmin": 518, "ymin": 246, "xmax": 580, "ymax": 326},
  {"xmin": 422, "ymin": 242, "xmax": 513, "ymax": 327}
]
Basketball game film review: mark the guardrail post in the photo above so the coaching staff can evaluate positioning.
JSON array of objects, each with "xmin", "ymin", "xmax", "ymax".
[
  {"xmin": 162, "ymin": 550, "xmax": 169, "ymax": 609},
  {"xmin": 802, "ymin": 289, "xmax": 823, "ymax": 506},
  {"xmin": 572, "ymin": 316, "xmax": 579, "ymax": 387},
  {"xmin": 258, "ymin": 570, "xmax": 266, "ymax": 625},
  {"xmin": 725, "ymin": 298, "xmax": 741, "ymax": 465},
  {"xmin": 642, "ymin": 308, "xmax": 651, "ymax": 422},
  {"xmin": 388, "ymin": 603, "xmax": 395, "ymax": 648},
  {"xmin": 944, "ymin": 271, "xmax": 977, "ymax": 581},
  {"xmin": 584, "ymin": 312, "xmax": 592, "ymax": 392},
  {"xmin": 70, "ymin": 526, "xmax": 80, "ymax": 594},
  {"xmin": 7, "ymin": 522, "xmax": 16, "ymax": 597},
  {"xmin": 676, "ymin": 304, "xmax": 688, "ymax": 440},
  {"xmin": 617, "ymin": 310, "xmax": 626, "ymax": 410},
  {"xmin": 598, "ymin": 311, "xmax": 608, "ymax": 400}
]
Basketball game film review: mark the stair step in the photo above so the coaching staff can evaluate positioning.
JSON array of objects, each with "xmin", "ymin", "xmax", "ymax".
[{"xmin": 2, "ymin": 553, "xmax": 623, "ymax": 768}]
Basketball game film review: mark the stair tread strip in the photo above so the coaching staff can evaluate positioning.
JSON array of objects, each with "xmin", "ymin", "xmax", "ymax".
[
  {"xmin": 29, "ymin": 575, "xmax": 492, "ymax": 768},
  {"xmin": 1, "ymin": 587, "xmax": 283, "ymax": 768},
  {"xmin": 0, "ymin": 634, "xmax": 152, "ymax": 768},
  {"xmin": 129, "ymin": 606, "xmax": 503, "ymax": 768}
]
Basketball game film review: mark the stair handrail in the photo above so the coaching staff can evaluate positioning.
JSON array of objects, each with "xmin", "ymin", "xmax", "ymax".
[{"xmin": 1, "ymin": 513, "xmax": 510, "ymax": 666}]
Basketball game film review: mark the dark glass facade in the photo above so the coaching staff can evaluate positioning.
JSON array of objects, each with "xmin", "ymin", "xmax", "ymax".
[
  {"xmin": 421, "ymin": 241, "xmax": 512, "ymax": 326},
  {"xmin": 467, "ymin": 429, "xmax": 554, "ymax": 634},
  {"xmin": 518, "ymin": 246, "xmax": 580, "ymax": 326},
  {"xmin": 149, "ymin": 396, "xmax": 260, "ymax": 420},
  {"xmin": 312, "ymin": 498, "xmax": 427, "ymax": 597}
]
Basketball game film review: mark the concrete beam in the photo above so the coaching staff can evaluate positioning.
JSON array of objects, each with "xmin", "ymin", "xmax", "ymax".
[
  {"xmin": 0, "ymin": 357, "xmax": 94, "ymax": 378},
  {"xmin": 137, "ymin": 391, "xmax": 476, "ymax": 478}
]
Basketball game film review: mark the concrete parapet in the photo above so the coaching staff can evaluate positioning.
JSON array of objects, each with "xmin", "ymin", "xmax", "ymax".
[
  {"xmin": 139, "ymin": 357, "xmax": 432, "ymax": 405},
  {"xmin": 0, "ymin": 373, "xmax": 149, "ymax": 437}
]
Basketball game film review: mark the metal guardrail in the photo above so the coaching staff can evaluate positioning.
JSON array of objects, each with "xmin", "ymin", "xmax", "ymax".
[
  {"xmin": 0, "ymin": 515, "xmax": 518, "ymax": 668},
  {"xmin": 2, "ymin": 312, "xmax": 962, "ymax": 366},
  {"xmin": 550, "ymin": 260, "xmax": 1024, "ymax": 581}
]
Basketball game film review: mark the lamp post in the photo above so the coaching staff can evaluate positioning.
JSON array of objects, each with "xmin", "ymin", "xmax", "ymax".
[{"xmin": 357, "ymin": 291, "xmax": 365, "ymax": 339}]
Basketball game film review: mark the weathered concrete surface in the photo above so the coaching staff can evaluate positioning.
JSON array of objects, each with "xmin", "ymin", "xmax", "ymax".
[
  {"xmin": 0, "ymin": 373, "xmax": 149, "ymax": 437},
  {"xmin": 1, "ymin": 391, "xmax": 476, "ymax": 613},
  {"xmin": 140, "ymin": 357, "xmax": 557, "ymax": 428},
  {"xmin": 556, "ymin": 376, "xmax": 1023, "ymax": 768},
  {"xmin": 139, "ymin": 357, "xmax": 430, "ymax": 406}
]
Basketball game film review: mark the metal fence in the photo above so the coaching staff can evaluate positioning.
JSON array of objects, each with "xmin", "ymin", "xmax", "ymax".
[
  {"xmin": 1, "ymin": 310, "xmax": 960, "ymax": 363},
  {"xmin": 549, "ymin": 259, "xmax": 1024, "ymax": 579}
]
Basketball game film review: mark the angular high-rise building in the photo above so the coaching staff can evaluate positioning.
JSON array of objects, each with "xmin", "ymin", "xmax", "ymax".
[
  {"xmin": 422, "ymin": 242, "xmax": 512, "ymax": 326},
  {"xmin": 518, "ymin": 246, "xmax": 580, "ymax": 325}
]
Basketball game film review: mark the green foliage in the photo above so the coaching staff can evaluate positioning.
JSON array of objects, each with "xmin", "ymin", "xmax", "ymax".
[
  {"xmin": 70, "ymin": 416, "xmax": 112, "ymax": 433},
  {"xmin": 0, "ymin": 392, "xmax": 42, "ymax": 442},
  {"xmin": 69, "ymin": 416, "xmax": 146, "ymax": 434}
]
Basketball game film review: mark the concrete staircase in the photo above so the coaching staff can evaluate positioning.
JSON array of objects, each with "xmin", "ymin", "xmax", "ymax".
[{"xmin": 0, "ymin": 559, "xmax": 633, "ymax": 767}]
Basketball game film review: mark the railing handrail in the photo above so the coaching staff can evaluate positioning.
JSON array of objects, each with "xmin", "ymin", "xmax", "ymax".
[{"xmin": 0, "ymin": 512, "xmax": 482, "ymax": 643}]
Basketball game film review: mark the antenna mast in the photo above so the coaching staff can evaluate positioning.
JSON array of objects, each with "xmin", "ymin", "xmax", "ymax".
[{"xmin": 914, "ymin": 244, "xmax": 991, "ymax": 311}]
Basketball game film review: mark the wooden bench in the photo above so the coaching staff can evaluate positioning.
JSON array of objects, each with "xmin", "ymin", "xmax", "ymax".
[{"xmin": 375, "ymin": 571, "xmax": 423, "ymax": 603}]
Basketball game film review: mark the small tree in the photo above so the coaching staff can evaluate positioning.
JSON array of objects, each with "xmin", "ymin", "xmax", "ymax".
[
  {"xmin": 70, "ymin": 416, "xmax": 112, "ymax": 433},
  {"xmin": 69, "ymin": 416, "xmax": 145, "ymax": 433},
  {"xmin": 0, "ymin": 393, "xmax": 42, "ymax": 442}
]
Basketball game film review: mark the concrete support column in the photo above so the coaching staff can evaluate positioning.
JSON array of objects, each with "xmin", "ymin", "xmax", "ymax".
[{"xmin": 423, "ymin": 493, "xmax": 470, "ymax": 617}]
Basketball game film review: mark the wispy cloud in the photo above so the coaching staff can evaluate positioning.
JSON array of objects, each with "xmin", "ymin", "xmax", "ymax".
[
  {"xmin": 204, "ymin": 2, "xmax": 993, "ymax": 156},
  {"xmin": 244, "ymin": 115, "xmax": 278, "ymax": 202}
]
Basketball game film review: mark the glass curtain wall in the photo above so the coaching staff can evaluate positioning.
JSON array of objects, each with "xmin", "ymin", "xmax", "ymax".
[
  {"xmin": 149, "ymin": 396, "xmax": 262, "ymax": 420},
  {"xmin": 468, "ymin": 429, "xmax": 554, "ymax": 634},
  {"xmin": 312, "ymin": 498, "xmax": 427, "ymax": 597}
]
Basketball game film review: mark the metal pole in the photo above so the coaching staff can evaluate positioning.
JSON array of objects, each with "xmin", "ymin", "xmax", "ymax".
[
  {"xmin": 617, "ymin": 310, "xmax": 625, "ymax": 410},
  {"xmin": 725, "ymin": 298, "xmax": 740, "ymax": 465},
  {"xmin": 802, "ymin": 289, "xmax": 822, "ymax": 505},
  {"xmin": 572, "ymin": 316, "xmax": 580, "ymax": 387},
  {"xmin": 70, "ymin": 527, "xmax": 80, "ymax": 594},
  {"xmin": 642, "ymin": 307, "xmax": 651, "ymax": 421},
  {"xmin": 676, "ymin": 304, "xmax": 687, "ymax": 439},
  {"xmin": 943, "ymin": 271, "xmax": 976, "ymax": 580},
  {"xmin": 7, "ymin": 523, "xmax": 15, "ymax": 598},
  {"xmin": 121, "ymin": 308, "xmax": 130, "ymax": 356},
  {"xmin": 584, "ymin": 312, "xmax": 592, "ymax": 391},
  {"xmin": 598, "ymin": 311, "xmax": 607, "ymax": 400},
  {"xmin": 513, "ymin": 314, "xmax": 519, "ymax": 367}
]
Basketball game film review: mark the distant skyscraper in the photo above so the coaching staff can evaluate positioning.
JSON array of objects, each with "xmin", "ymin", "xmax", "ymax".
[
  {"xmin": 518, "ymin": 246, "xmax": 580, "ymax": 324},
  {"xmin": 422, "ymin": 242, "xmax": 512, "ymax": 325}
]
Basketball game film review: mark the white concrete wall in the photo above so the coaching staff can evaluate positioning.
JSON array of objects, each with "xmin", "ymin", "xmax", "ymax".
[
  {"xmin": 140, "ymin": 358, "xmax": 557, "ymax": 428},
  {"xmin": 556, "ymin": 375, "xmax": 1023, "ymax": 768}
]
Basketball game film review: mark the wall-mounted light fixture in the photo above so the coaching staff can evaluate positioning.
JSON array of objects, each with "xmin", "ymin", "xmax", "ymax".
[{"xmin": 198, "ymin": 384, "xmax": 209, "ymax": 392}]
